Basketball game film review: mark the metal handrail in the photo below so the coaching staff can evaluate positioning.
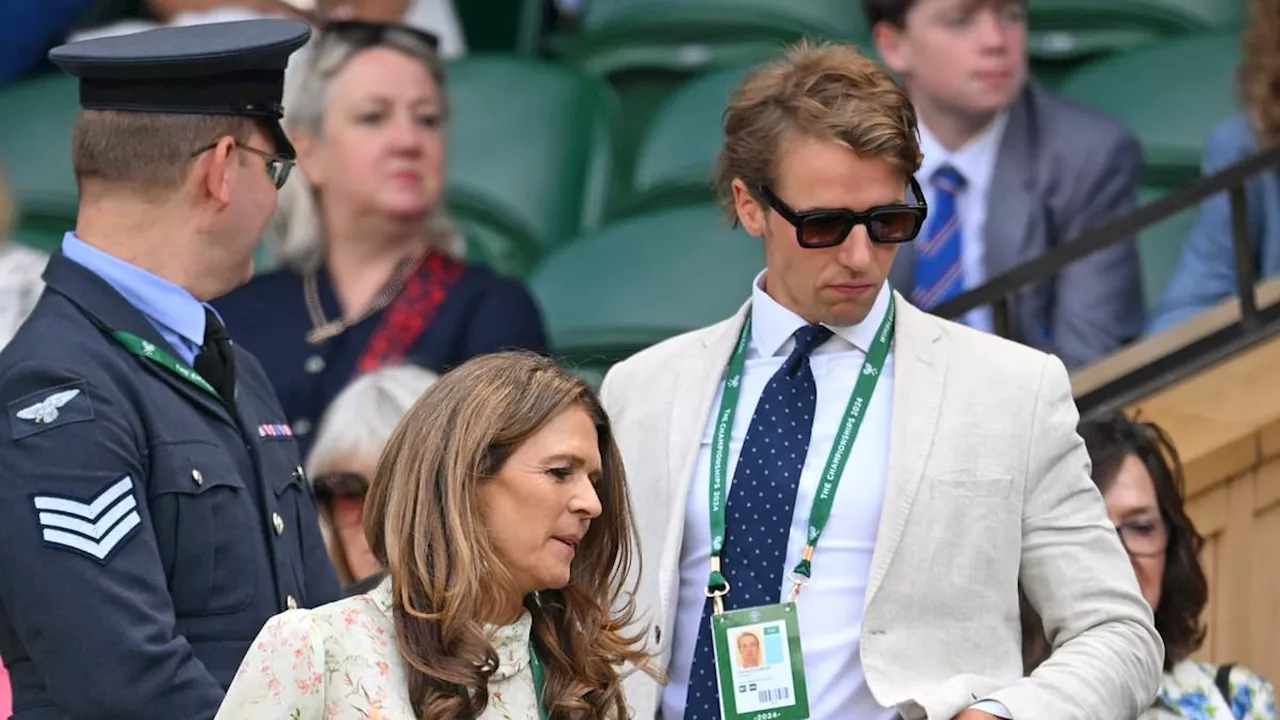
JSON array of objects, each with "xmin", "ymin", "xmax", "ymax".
[{"xmin": 924, "ymin": 141, "xmax": 1280, "ymax": 419}]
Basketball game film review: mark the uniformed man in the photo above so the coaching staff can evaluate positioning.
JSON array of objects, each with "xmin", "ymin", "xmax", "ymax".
[{"xmin": 0, "ymin": 19, "xmax": 342, "ymax": 719}]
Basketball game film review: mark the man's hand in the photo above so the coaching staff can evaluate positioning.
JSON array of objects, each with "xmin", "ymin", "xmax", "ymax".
[{"xmin": 952, "ymin": 711, "xmax": 1001, "ymax": 720}]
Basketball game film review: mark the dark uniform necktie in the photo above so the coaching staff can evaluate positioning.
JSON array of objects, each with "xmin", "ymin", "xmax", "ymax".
[
  {"xmin": 194, "ymin": 307, "xmax": 236, "ymax": 407},
  {"xmin": 684, "ymin": 323, "xmax": 833, "ymax": 718}
]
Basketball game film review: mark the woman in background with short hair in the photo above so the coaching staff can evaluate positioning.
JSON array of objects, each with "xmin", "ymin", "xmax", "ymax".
[{"xmin": 306, "ymin": 362, "xmax": 437, "ymax": 592}]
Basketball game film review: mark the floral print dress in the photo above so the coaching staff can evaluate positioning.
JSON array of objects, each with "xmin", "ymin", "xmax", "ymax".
[
  {"xmin": 1141, "ymin": 659, "xmax": 1278, "ymax": 720},
  {"xmin": 214, "ymin": 579, "xmax": 542, "ymax": 719}
]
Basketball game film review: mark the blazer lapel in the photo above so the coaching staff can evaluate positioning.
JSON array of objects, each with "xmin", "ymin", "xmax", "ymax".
[
  {"xmin": 986, "ymin": 83, "xmax": 1040, "ymax": 280},
  {"xmin": 866, "ymin": 293, "xmax": 946, "ymax": 605},
  {"xmin": 659, "ymin": 302, "xmax": 751, "ymax": 626}
]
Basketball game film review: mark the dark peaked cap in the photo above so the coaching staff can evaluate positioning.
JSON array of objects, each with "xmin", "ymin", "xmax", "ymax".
[{"xmin": 48, "ymin": 19, "xmax": 311, "ymax": 159}]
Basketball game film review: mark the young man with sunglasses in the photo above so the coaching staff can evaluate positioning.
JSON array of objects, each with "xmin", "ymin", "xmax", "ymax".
[
  {"xmin": 602, "ymin": 42, "xmax": 1161, "ymax": 720},
  {"xmin": 0, "ymin": 20, "xmax": 340, "ymax": 719},
  {"xmin": 865, "ymin": 0, "xmax": 1145, "ymax": 369}
]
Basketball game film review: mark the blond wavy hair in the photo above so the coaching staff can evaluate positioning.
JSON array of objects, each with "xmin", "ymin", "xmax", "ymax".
[
  {"xmin": 1240, "ymin": 0, "xmax": 1280, "ymax": 144},
  {"xmin": 271, "ymin": 27, "xmax": 464, "ymax": 272},
  {"xmin": 363, "ymin": 351, "xmax": 654, "ymax": 719},
  {"xmin": 715, "ymin": 40, "xmax": 923, "ymax": 220}
]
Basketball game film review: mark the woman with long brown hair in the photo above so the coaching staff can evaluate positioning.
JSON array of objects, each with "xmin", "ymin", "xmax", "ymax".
[{"xmin": 216, "ymin": 351, "xmax": 653, "ymax": 719}]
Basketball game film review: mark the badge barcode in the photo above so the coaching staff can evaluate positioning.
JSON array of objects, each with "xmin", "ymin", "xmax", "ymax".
[{"xmin": 758, "ymin": 687, "xmax": 791, "ymax": 704}]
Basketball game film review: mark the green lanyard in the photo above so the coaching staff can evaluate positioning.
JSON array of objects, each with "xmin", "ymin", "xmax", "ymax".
[
  {"xmin": 105, "ymin": 327, "xmax": 223, "ymax": 402},
  {"xmin": 528, "ymin": 643, "xmax": 548, "ymax": 720},
  {"xmin": 707, "ymin": 296, "xmax": 895, "ymax": 613}
]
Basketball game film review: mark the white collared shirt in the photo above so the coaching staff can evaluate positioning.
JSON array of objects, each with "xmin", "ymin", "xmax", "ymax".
[
  {"xmin": 916, "ymin": 112, "xmax": 1010, "ymax": 333},
  {"xmin": 661, "ymin": 274, "xmax": 897, "ymax": 720}
]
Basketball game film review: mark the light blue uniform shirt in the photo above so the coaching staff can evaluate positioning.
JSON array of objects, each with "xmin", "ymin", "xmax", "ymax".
[{"xmin": 61, "ymin": 232, "xmax": 212, "ymax": 366}]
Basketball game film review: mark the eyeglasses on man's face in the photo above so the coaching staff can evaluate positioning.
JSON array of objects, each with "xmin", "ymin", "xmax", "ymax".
[
  {"xmin": 756, "ymin": 177, "xmax": 929, "ymax": 249},
  {"xmin": 191, "ymin": 142, "xmax": 294, "ymax": 190}
]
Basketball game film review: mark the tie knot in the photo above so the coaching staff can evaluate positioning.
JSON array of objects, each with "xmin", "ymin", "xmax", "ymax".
[
  {"xmin": 931, "ymin": 164, "xmax": 967, "ymax": 194},
  {"xmin": 791, "ymin": 324, "xmax": 832, "ymax": 358},
  {"xmin": 203, "ymin": 307, "xmax": 229, "ymax": 344}
]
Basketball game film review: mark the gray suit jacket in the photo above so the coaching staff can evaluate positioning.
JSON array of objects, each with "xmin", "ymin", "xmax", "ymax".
[{"xmin": 890, "ymin": 81, "xmax": 1146, "ymax": 369}]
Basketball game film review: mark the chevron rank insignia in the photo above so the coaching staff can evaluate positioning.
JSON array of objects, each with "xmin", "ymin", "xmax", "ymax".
[
  {"xmin": 33, "ymin": 475, "xmax": 142, "ymax": 564},
  {"xmin": 8, "ymin": 381, "xmax": 94, "ymax": 440}
]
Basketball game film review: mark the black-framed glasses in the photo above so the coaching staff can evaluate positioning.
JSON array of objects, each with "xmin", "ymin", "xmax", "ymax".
[
  {"xmin": 1115, "ymin": 517, "xmax": 1169, "ymax": 558},
  {"xmin": 320, "ymin": 19, "xmax": 441, "ymax": 53},
  {"xmin": 312, "ymin": 471, "xmax": 369, "ymax": 505},
  {"xmin": 192, "ymin": 142, "xmax": 294, "ymax": 189},
  {"xmin": 757, "ymin": 177, "xmax": 929, "ymax": 248}
]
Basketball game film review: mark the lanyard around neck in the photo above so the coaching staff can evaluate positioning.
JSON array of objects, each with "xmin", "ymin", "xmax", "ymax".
[
  {"xmin": 97, "ymin": 321, "xmax": 224, "ymax": 403},
  {"xmin": 706, "ymin": 295, "xmax": 895, "ymax": 613},
  {"xmin": 528, "ymin": 642, "xmax": 548, "ymax": 720}
]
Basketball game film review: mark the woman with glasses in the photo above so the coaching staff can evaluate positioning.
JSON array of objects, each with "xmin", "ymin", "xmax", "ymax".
[
  {"xmin": 306, "ymin": 363, "xmax": 436, "ymax": 593},
  {"xmin": 1077, "ymin": 413, "xmax": 1277, "ymax": 719},
  {"xmin": 216, "ymin": 352, "xmax": 655, "ymax": 719},
  {"xmin": 213, "ymin": 19, "xmax": 547, "ymax": 459}
]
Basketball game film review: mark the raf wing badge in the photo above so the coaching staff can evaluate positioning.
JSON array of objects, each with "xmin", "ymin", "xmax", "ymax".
[{"xmin": 8, "ymin": 381, "xmax": 95, "ymax": 440}]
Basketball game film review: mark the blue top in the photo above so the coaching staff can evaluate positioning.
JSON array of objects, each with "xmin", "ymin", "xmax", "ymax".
[
  {"xmin": 61, "ymin": 233, "xmax": 210, "ymax": 365},
  {"xmin": 1149, "ymin": 113, "xmax": 1280, "ymax": 333},
  {"xmin": 214, "ymin": 259, "xmax": 548, "ymax": 459}
]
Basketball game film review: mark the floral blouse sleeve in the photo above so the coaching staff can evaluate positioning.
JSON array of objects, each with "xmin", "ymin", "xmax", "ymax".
[
  {"xmin": 215, "ymin": 610, "xmax": 327, "ymax": 720},
  {"xmin": 1225, "ymin": 665, "xmax": 1279, "ymax": 720}
]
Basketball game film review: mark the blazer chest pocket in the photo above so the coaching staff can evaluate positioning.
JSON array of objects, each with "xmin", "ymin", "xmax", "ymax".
[
  {"xmin": 149, "ymin": 440, "xmax": 257, "ymax": 616},
  {"xmin": 929, "ymin": 471, "xmax": 1014, "ymax": 499}
]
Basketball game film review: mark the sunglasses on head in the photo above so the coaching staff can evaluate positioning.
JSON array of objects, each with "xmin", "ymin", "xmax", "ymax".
[
  {"xmin": 319, "ymin": 19, "xmax": 440, "ymax": 53},
  {"xmin": 757, "ymin": 177, "xmax": 929, "ymax": 248},
  {"xmin": 312, "ymin": 471, "xmax": 369, "ymax": 503}
]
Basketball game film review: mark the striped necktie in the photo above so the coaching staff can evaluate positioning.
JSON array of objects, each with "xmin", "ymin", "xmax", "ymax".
[{"xmin": 911, "ymin": 164, "xmax": 967, "ymax": 310}]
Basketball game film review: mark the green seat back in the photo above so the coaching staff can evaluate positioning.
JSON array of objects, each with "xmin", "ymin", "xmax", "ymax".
[
  {"xmin": 623, "ymin": 62, "xmax": 759, "ymax": 216},
  {"xmin": 1029, "ymin": 0, "xmax": 1245, "ymax": 66},
  {"xmin": 455, "ymin": 0, "xmax": 544, "ymax": 54},
  {"xmin": 1135, "ymin": 186, "xmax": 1197, "ymax": 311},
  {"xmin": 445, "ymin": 54, "xmax": 617, "ymax": 254},
  {"xmin": 529, "ymin": 203, "xmax": 763, "ymax": 360},
  {"xmin": 0, "ymin": 73, "xmax": 80, "ymax": 222},
  {"xmin": 1055, "ymin": 32, "xmax": 1240, "ymax": 188},
  {"xmin": 569, "ymin": 1, "xmax": 871, "ymax": 210}
]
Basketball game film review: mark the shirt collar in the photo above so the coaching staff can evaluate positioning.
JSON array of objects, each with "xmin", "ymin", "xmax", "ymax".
[
  {"xmin": 917, "ymin": 110, "xmax": 1010, "ymax": 193},
  {"xmin": 60, "ymin": 232, "xmax": 209, "ymax": 348},
  {"xmin": 748, "ymin": 270, "xmax": 892, "ymax": 357}
]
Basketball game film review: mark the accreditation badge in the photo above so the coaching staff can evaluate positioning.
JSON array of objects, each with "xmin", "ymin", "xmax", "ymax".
[{"xmin": 711, "ymin": 603, "xmax": 810, "ymax": 720}]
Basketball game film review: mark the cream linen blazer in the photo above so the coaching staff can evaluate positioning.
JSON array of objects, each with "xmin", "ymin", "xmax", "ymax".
[{"xmin": 600, "ymin": 292, "xmax": 1163, "ymax": 720}]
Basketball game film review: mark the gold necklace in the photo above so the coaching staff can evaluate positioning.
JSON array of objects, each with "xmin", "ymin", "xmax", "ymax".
[{"xmin": 303, "ymin": 250, "xmax": 428, "ymax": 345}]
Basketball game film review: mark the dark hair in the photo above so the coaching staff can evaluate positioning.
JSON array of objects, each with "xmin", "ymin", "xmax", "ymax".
[
  {"xmin": 860, "ymin": 0, "xmax": 1025, "ymax": 28},
  {"xmin": 1078, "ymin": 413, "xmax": 1208, "ymax": 669}
]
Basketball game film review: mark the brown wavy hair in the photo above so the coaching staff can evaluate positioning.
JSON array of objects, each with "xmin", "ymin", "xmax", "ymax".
[
  {"xmin": 1240, "ymin": 0, "xmax": 1280, "ymax": 144},
  {"xmin": 715, "ymin": 40, "xmax": 922, "ymax": 221},
  {"xmin": 363, "ymin": 351, "xmax": 653, "ymax": 719}
]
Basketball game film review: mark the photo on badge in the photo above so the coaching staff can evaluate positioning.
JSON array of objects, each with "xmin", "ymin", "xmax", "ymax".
[{"xmin": 711, "ymin": 603, "xmax": 810, "ymax": 720}]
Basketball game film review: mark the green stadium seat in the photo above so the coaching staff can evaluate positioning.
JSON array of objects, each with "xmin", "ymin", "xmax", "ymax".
[
  {"xmin": 445, "ymin": 54, "xmax": 618, "ymax": 256},
  {"xmin": 1028, "ymin": 0, "xmax": 1246, "ymax": 74},
  {"xmin": 621, "ymin": 62, "xmax": 757, "ymax": 216},
  {"xmin": 1055, "ymin": 32, "xmax": 1241, "ymax": 188},
  {"xmin": 1135, "ymin": 186, "xmax": 1197, "ymax": 312},
  {"xmin": 456, "ymin": 0, "xmax": 545, "ymax": 54},
  {"xmin": 566, "ymin": 0, "xmax": 871, "ymax": 204},
  {"xmin": 0, "ymin": 73, "xmax": 80, "ymax": 222},
  {"xmin": 528, "ymin": 203, "xmax": 763, "ymax": 361}
]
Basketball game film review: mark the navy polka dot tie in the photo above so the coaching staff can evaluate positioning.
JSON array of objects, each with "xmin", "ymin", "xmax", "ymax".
[{"xmin": 684, "ymin": 323, "xmax": 832, "ymax": 718}]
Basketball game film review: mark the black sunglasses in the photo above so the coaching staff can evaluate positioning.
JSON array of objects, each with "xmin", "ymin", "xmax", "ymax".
[
  {"xmin": 320, "ymin": 19, "xmax": 441, "ymax": 54},
  {"xmin": 757, "ymin": 178, "xmax": 929, "ymax": 248},
  {"xmin": 312, "ymin": 471, "xmax": 369, "ymax": 504},
  {"xmin": 191, "ymin": 142, "xmax": 294, "ymax": 190}
]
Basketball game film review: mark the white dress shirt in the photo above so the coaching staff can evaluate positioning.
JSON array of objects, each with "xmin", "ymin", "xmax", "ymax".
[
  {"xmin": 662, "ymin": 275, "xmax": 897, "ymax": 720},
  {"xmin": 916, "ymin": 112, "xmax": 1010, "ymax": 334}
]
